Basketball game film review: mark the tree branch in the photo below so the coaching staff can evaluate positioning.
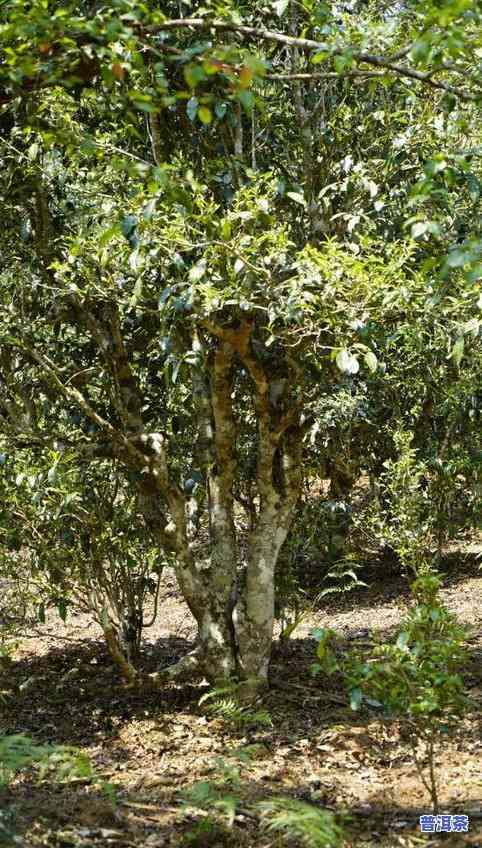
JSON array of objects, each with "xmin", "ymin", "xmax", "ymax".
[
  {"xmin": 265, "ymin": 71, "xmax": 387, "ymax": 80},
  {"xmin": 151, "ymin": 18, "xmax": 477, "ymax": 100},
  {"xmin": 81, "ymin": 302, "xmax": 144, "ymax": 433}
]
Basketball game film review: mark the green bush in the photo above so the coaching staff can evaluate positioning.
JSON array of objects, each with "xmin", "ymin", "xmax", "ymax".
[{"xmin": 313, "ymin": 573, "xmax": 471, "ymax": 812}]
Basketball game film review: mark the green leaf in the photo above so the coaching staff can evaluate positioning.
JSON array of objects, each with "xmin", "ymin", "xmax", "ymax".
[
  {"xmin": 120, "ymin": 215, "xmax": 137, "ymax": 239},
  {"xmin": 350, "ymin": 688, "xmax": 362, "ymax": 710},
  {"xmin": 132, "ymin": 100, "xmax": 158, "ymax": 114},
  {"xmin": 410, "ymin": 38, "xmax": 431, "ymax": 63},
  {"xmin": 129, "ymin": 276, "xmax": 143, "ymax": 308},
  {"xmin": 184, "ymin": 65, "xmax": 205, "ymax": 89},
  {"xmin": 334, "ymin": 51, "xmax": 353, "ymax": 73},
  {"xmin": 311, "ymin": 49, "xmax": 329, "ymax": 65},
  {"xmin": 215, "ymin": 101, "xmax": 227, "ymax": 120},
  {"xmin": 409, "ymin": 218, "xmax": 441, "ymax": 239},
  {"xmin": 158, "ymin": 286, "xmax": 172, "ymax": 307},
  {"xmin": 467, "ymin": 264, "xmax": 482, "ymax": 283},
  {"xmin": 186, "ymin": 97, "xmax": 199, "ymax": 122},
  {"xmin": 424, "ymin": 157, "xmax": 447, "ymax": 177},
  {"xmin": 189, "ymin": 260, "xmax": 206, "ymax": 282},
  {"xmin": 273, "ymin": 0, "xmax": 289, "ymax": 15},
  {"xmin": 99, "ymin": 224, "xmax": 121, "ymax": 246},
  {"xmin": 198, "ymin": 105, "xmax": 212, "ymax": 125},
  {"xmin": 411, "ymin": 221, "xmax": 428, "ymax": 239},
  {"xmin": 234, "ymin": 258, "xmax": 245, "ymax": 274},
  {"xmin": 336, "ymin": 349, "xmax": 359, "ymax": 374},
  {"xmin": 364, "ymin": 350, "xmax": 378, "ymax": 372},
  {"xmin": 220, "ymin": 219, "xmax": 231, "ymax": 240},
  {"xmin": 143, "ymin": 197, "xmax": 158, "ymax": 221},
  {"xmin": 237, "ymin": 90, "xmax": 254, "ymax": 113},
  {"xmin": 365, "ymin": 697, "xmax": 382, "ymax": 708},
  {"xmin": 27, "ymin": 142, "xmax": 39, "ymax": 160},
  {"xmin": 286, "ymin": 191, "xmax": 306, "ymax": 206},
  {"xmin": 463, "ymin": 317, "xmax": 479, "ymax": 336},
  {"xmin": 446, "ymin": 248, "xmax": 472, "ymax": 268},
  {"xmin": 451, "ymin": 336, "xmax": 464, "ymax": 366}
]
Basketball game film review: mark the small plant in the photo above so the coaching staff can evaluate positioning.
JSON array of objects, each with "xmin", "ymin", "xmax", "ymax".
[
  {"xmin": 0, "ymin": 734, "xmax": 59, "ymax": 786},
  {"xmin": 276, "ymin": 489, "xmax": 368, "ymax": 643},
  {"xmin": 199, "ymin": 687, "xmax": 273, "ymax": 728},
  {"xmin": 276, "ymin": 554, "xmax": 366, "ymax": 644},
  {"xmin": 181, "ymin": 757, "xmax": 243, "ymax": 831},
  {"xmin": 318, "ymin": 553, "xmax": 368, "ymax": 599},
  {"xmin": 0, "ymin": 806, "xmax": 19, "ymax": 847},
  {"xmin": 276, "ymin": 495, "xmax": 355, "ymax": 626},
  {"xmin": 258, "ymin": 797, "xmax": 344, "ymax": 848},
  {"xmin": 0, "ymin": 733, "xmax": 116, "ymax": 805},
  {"xmin": 181, "ymin": 756, "xmax": 345, "ymax": 848},
  {"xmin": 0, "ymin": 637, "xmax": 17, "ymax": 676},
  {"xmin": 184, "ymin": 818, "xmax": 231, "ymax": 847},
  {"xmin": 368, "ymin": 429, "xmax": 435, "ymax": 574},
  {"xmin": 312, "ymin": 573, "xmax": 471, "ymax": 813}
]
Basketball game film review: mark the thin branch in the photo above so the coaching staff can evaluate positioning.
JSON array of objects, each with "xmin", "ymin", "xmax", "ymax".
[
  {"xmin": 151, "ymin": 18, "xmax": 477, "ymax": 100},
  {"xmin": 265, "ymin": 71, "xmax": 387, "ymax": 80},
  {"xmin": 6, "ymin": 341, "xmax": 148, "ymax": 470}
]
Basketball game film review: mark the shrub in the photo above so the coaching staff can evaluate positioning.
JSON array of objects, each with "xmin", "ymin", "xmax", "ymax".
[{"xmin": 313, "ymin": 573, "xmax": 471, "ymax": 812}]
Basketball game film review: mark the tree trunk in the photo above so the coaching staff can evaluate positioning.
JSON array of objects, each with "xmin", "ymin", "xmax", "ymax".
[
  {"xmin": 104, "ymin": 323, "xmax": 305, "ymax": 698},
  {"xmin": 167, "ymin": 325, "xmax": 304, "ymax": 695},
  {"xmin": 234, "ymin": 523, "xmax": 288, "ymax": 695}
]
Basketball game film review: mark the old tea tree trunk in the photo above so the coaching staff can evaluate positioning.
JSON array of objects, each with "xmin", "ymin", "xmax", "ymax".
[
  {"xmin": 16, "ymin": 308, "xmax": 306, "ymax": 700},
  {"xmin": 107, "ymin": 319, "xmax": 305, "ymax": 700}
]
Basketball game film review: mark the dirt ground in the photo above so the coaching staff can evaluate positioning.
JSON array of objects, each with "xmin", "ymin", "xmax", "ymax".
[{"xmin": 1, "ymin": 553, "xmax": 482, "ymax": 848}]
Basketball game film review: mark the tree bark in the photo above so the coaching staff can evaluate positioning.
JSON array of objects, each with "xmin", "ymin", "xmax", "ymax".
[
  {"xmin": 15, "ymin": 310, "xmax": 305, "ymax": 697},
  {"xmin": 146, "ymin": 323, "xmax": 305, "ymax": 694}
]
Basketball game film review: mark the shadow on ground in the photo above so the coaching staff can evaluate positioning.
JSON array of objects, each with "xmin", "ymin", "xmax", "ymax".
[
  {"xmin": 2, "ymin": 558, "xmax": 482, "ymax": 848},
  {"xmin": 0, "ymin": 635, "xmax": 198, "ymax": 746},
  {"xmin": 2, "ymin": 769, "xmax": 481, "ymax": 848}
]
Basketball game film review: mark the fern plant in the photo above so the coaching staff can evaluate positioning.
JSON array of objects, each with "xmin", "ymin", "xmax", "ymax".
[
  {"xmin": 0, "ymin": 734, "xmax": 57, "ymax": 786},
  {"xmin": 180, "ymin": 755, "xmax": 345, "ymax": 847},
  {"xmin": 319, "ymin": 554, "xmax": 368, "ymax": 598},
  {"xmin": 257, "ymin": 798, "xmax": 344, "ymax": 848},
  {"xmin": 199, "ymin": 687, "xmax": 273, "ymax": 728},
  {"xmin": 181, "ymin": 757, "xmax": 243, "ymax": 830},
  {"xmin": 0, "ymin": 733, "xmax": 116, "ymax": 805}
]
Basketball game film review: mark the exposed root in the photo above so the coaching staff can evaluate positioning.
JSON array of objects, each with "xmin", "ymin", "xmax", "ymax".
[
  {"xmin": 103, "ymin": 624, "xmax": 139, "ymax": 685},
  {"xmin": 146, "ymin": 646, "xmax": 204, "ymax": 688}
]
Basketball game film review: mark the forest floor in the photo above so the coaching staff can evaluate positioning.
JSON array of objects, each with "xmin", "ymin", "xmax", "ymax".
[{"xmin": 1, "ymin": 547, "xmax": 482, "ymax": 848}]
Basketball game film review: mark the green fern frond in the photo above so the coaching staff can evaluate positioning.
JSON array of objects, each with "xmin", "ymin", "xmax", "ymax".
[
  {"xmin": 0, "ymin": 733, "xmax": 116, "ymax": 805},
  {"xmin": 319, "ymin": 557, "xmax": 368, "ymax": 598},
  {"xmin": 258, "ymin": 797, "xmax": 344, "ymax": 848},
  {"xmin": 181, "ymin": 780, "xmax": 239, "ymax": 827},
  {"xmin": 0, "ymin": 733, "xmax": 52, "ymax": 785},
  {"xmin": 198, "ymin": 684, "xmax": 239, "ymax": 707},
  {"xmin": 201, "ymin": 693, "xmax": 273, "ymax": 728}
]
